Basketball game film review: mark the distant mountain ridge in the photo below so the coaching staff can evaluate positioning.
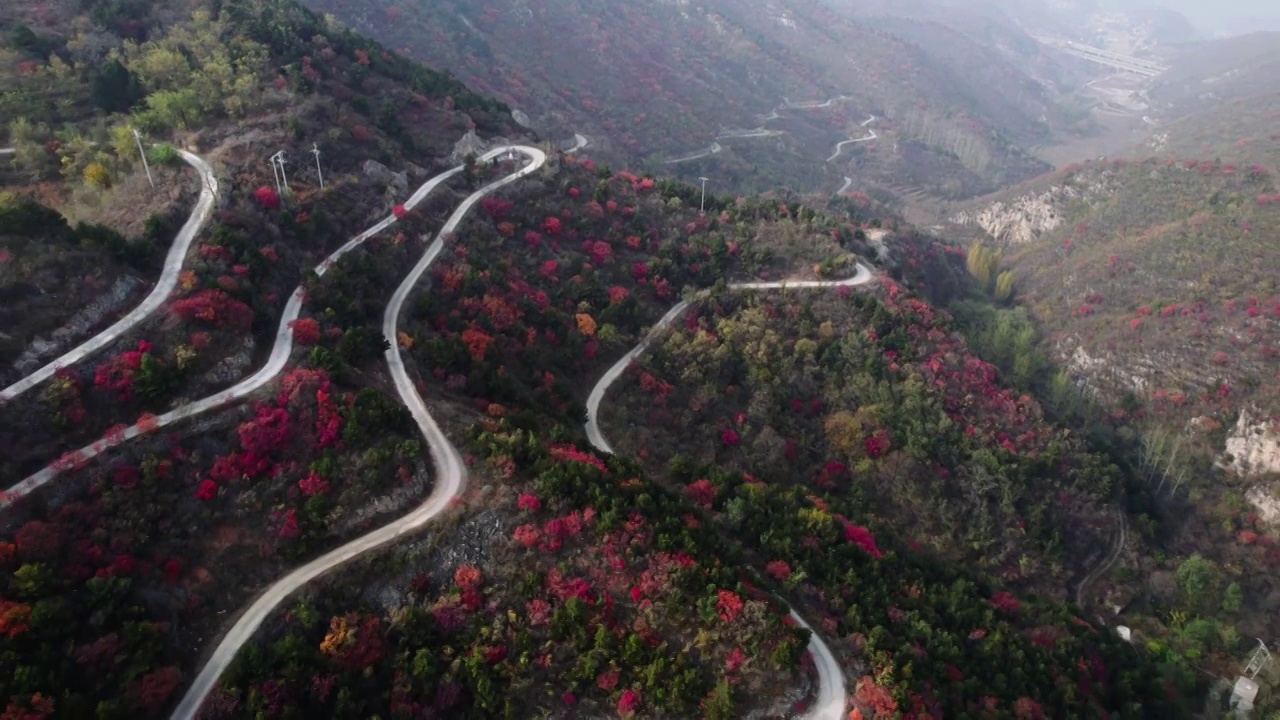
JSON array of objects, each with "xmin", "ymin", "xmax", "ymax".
[{"xmin": 304, "ymin": 0, "xmax": 1083, "ymax": 203}]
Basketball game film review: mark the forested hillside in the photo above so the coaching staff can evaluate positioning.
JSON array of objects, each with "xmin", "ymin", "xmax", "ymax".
[
  {"xmin": 303, "ymin": 0, "xmax": 1063, "ymax": 203},
  {"xmin": 0, "ymin": 0, "xmax": 1245, "ymax": 717}
]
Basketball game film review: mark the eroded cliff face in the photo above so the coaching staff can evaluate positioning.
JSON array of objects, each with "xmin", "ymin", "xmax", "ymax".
[
  {"xmin": 950, "ymin": 186, "xmax": 1074, "ymax": 245},
  {"xmin": 950, "ymin": 169, "xmax": 1119, "ymax": 246},
  {"xmin": 1226, "ymin": 407, "xmax": 1280, "ymax": 478}
]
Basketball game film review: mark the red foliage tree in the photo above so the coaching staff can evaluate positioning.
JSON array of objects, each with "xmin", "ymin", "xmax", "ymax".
[
  {"xmin": 170, "ymin": 289, "xmax": 254, "ymax": 330},
  {"xmin": 461, "ymin": 326, "xmax": 494, "ymax": 362},
  {"xmin": 289, "ymin": 318, "xmax": 321, "ymax": 345},
  {"xmin": 195, "ymin": 479, "xmax": 218, "ymax": 501},
  {"xmin": 254, "ymin": 186, "xmax": 280, "ymax": 210},
  {"xmin": 617, "ymin": 690, "xmax": 641, "ymax": 717},
  {"xmin": 765, "ymin": 560, "xmax": 792, "ymax": 581},
  {"xmin": 843, "ymin": 523, "xmax": 885, "ymax": 559},
  {"xmin": 716, "ymin": 590, "xmax": 744, "ymax": 623},
  {"xmin": 14, "ymin": 521, "xmax": 60, "ymax": 562},
  {"xmin": 991, "ymin": 591, "xmax": 1021, "ymax": 614},
  {"xmin": 685, "ymin": 479, "xmax": 717, "ymax": 509}
]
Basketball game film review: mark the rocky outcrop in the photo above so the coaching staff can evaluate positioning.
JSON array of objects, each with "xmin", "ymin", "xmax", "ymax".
[
  {"xmin": 951, "ymin": 186, "xmax": 1073, "ymax": 245},
  {"xmin": 1225, "ymin": 407, "xmax": 1280, "ymax": 478}
]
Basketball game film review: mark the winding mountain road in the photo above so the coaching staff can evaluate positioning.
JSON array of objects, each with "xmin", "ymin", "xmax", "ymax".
[
  {"xmin": 664, "ymin": 141, "xmax": 724, "ymax": 164},
  {"xmin": 0, "ymin": 151, "xmax": 218, "ymax": 403},
  {"xmin": 836, "ymin": 177, "xmax": 853, "ymax": 195},
  {"xmin": 1075, "ymin": 509, "xmax": 1128, "ymax": 609},
  {"xmin": 826, "ymin": 117, "xmax": 879, "ymax": 162},
  {"xmin": 567, "ymin": 133, "xmax": 590, "ymax": 154},
  {"xmin": 169, "ymin": 146, "xmax": 546, "ymax": 719},
  {"xmin": 783, "ymin": 95, "xmax": 853, "ymax": 110},
  {"xmin": 0, "ymin": 147, "xmax": 14, "ymax": 156},
  {"xmin": 2, "ymin": 147, "xmax": 526, "ymax": 506},
  {"xmin": 717, "ymin": 127, "xmax": 787, "ymax": 140},
  {"xmin": 584, "ymin": 262, "xmax": 874, "ymax": 719}
]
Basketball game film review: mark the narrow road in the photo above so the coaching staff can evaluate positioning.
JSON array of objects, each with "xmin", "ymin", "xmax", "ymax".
[
  {"xmin": 836, "ymin": 177, "xmax": 852, "ymax": 195},
  {"xmin": 1075, "ymin": 509, "xmax": 1127, "ymax": 609},
  {"xmin": 717, "ymin": 127, "xmax": 787, "ymax": 140},
  {"xmin": 2, "ymin": 150, "xmax": 514, "ymax": 505},
  {"xmin": 567, "ymin": 133, "xmax": 590, "ymax": 154},
  {"xmin": 826, "ymin": 117, "xmax": 879, "ymax": 162},
  {"xmin": 583, "ymin": 262, "xmax": 874, "ymax": 719},
  {"xmin": 665, "ymin": 141, "xmax": 723, "ymax": 164},
  {"xmin": 170, "ymin": 146, "xmax": 546, "ymax": 719},
  {"xmin": 783, "ymin": 95, "xmax": 853, "ymax": 110},
  {"xmin": 0, "ymin": 150, "xmax": 218, "ymax": 402},
  {"xmin": 0, "ymin": 147, "xmax": 14, "ymax": 156}
]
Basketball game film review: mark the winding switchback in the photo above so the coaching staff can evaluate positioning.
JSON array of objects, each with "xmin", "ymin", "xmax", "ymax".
[
  {"xmin": 2, "ymin": 148, "xmax": 527, "ymax": 506},
  {"xmin": 170, "ymin": 146, "xmax": 546, "ymax": 719},
  {"xmin": 584, "ymin": 263, "xmax": 874, "ymax": 719},
  {"xmin": 0, "ymin": 150, "xmax": 218, "ymax": 402},
  {"xmin": 1075, "ymin": 509, "xmax": 1128, "ymax": 609},
  {"xmin": 826, "ymin": 117, "xmax": 879, "ymax": 162},
  {"xmin": 783, "ymin": 95, "xmax": 853, "ymax": 110},
  {"xmin": 836, "ymin": 176, "xmax": 853, "ymax": 195},
  {"xmin": 665, "ymin": 141, "xmax": 724, "ymax": 164}
]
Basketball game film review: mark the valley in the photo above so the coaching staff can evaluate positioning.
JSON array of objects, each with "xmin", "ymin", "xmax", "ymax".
[{"xmin": 1, "ymin": 0, "xmax": 1278, "ymax": 717}]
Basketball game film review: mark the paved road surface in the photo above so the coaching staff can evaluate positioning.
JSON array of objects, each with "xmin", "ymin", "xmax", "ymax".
[
  {"xmin": 3, "ymin": 150, "xmax": 529, "ymax": 505},
  {"xmin": 170, "ymin": 146, "xmax": 546, "ymax": 719},
  {"xmin": 0, "ymin": 150, "xmax": 218, "ymax": 402},
  {"xmin": 583, "ymin": 262, "xmax": 874, "ymax": 719}
]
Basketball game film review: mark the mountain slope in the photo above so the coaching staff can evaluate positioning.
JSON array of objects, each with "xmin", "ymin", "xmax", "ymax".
[{"xmin": 304, "ymin": 0, "xmax": 1058, "ymax": 202}]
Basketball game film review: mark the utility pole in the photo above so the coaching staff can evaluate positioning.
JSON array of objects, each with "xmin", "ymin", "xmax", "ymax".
[
  {"xmin": 270, "ymin": 151, "xmax": 288, "ymax": 194},
  {"xmin": 698, "ymin": 177, "xmax": 709, "ymax": 215},
  {"xmin": 311, "ymin": 143, "xmax": 324, "ymax": 189},
  {"xmin": 133, "ymin": 129, "xmax": 154, "ymax": 188},
  {"xmin": 276, "ymin": 152, "xmax": 288, "ymax": 193},
  {"xmin": 269, "ymin": 153, "xmax": 282, "ymax": 194}
]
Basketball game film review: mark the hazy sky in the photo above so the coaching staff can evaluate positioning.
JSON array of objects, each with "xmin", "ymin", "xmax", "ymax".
[{"xmin": 1156, "ymin": 0, "xmax": 1280, "ymax": 34}]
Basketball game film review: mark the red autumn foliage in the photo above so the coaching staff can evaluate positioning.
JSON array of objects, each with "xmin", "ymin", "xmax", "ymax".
[
  {"xmin": 854, "ymin": 677, "xmax": 899, "ymax": 717},
  {"xmin": 843, "ymin": 523, "xmax": 885, "ymax": 559},
  {"xmin": 277, "ymin": 509, "xmax": 299, "ymax": 539},
  {"xmin": 716, "ymin": 590, "xmax": 744, "ymax": 623},
  {"xmin": 685, "ymin": 478, "xmax": 717, "ymax": 509},
  {"xmin": 864, "ymin": 431, "xmax": 891, "ymax": 458},
  {"xmin": 298, "ymin": 471, "xmax": 330, "ymax": 497},
  {"xmin": 195, "ymin": 479, "xmax": 218, "ymax": 501},
  {"xmin": 454, "ymin": 564, "xmax": 483, "ymax": 589},
  {"xmin": 766, "ymin": 560, "xmax": 792, "ymax": 581},
  {"xmin": 617, "ymin": 689, "xmax": 641, "ymax": 716},
  {"xmin": 289, "ymin": 318, "xmax": 321, "ymax": 345},
  {"xmin": 170, "ymin": 289, "xmax": 254, "ymax": 330},
  {"xmin": 254, "ymin": 186, "xmax": 280, "ymax": 209},
  {"xmin": 392, "ymin": 204, "xmax": 407, "ymax": 219},
  {"xmin": 517, "ymin": 493, "xmax": 541, "ymax": 512},
  {"xmin": 0, "ymin": 601, "xmax": 33, "ymax": 639},
  {"xmin": 991, "ymin": 591, "xmax": 1021, "ymax": 613},
  {"xmin": 461, "ymin": 326, "xmax": 494, "ymax": 362}
]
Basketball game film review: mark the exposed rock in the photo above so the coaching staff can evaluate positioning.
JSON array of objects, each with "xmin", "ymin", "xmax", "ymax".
[
  {"xmin": 951, "ymin": 186, "xmax": 1073, "ymax": 245},
  {"xmin": 1225, "ymin": 407, "xmax": 1280, "ymax": 477},
  {"xmin": 510, "ymin": 108, "xmax": 534, "ymax": 128},
  {"xmin": 1246, "ymin": 485, "xmax": 1280, "ymax": 528},
  {"xmin": 11, "ymin": 274, "xmax": 145, "ymax": 374},
  {"xmin": 450, "ymin": 130, "xmax": 488, "ymax": 164},
  {"xmin": 336, "ymin": 459, "xmax": 431, "ymax": 534},
  {"xmin": 361, "ymin": 159, "xmax": 408, "ymax": 195},
  {"xmin": 198, "ymin": 336, "xmax": 255, "ymax": 387}
]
